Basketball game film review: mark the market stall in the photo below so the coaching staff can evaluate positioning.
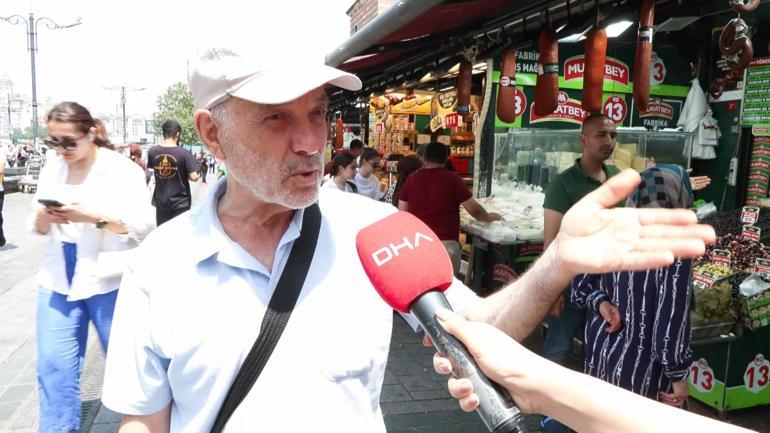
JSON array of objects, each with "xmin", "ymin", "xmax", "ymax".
[{"xmin": 687, "ymin": 206, "xmax": 770, "ymax": 413}]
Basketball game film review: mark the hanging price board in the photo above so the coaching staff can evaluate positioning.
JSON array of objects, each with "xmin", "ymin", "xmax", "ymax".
[
  {"xmin": 743, "ymin": 225, "xmax": 762, "ymax": 243},
  {"xmin": 710, "ymin": 250, "xmax": 732, "ymax": 268},
  {"xmin": 743, "ymin": 354, "xmax": 770, "ymax": 394},
  {"xmin": 741, "ymin": 206, "xmax": 761, "ymax": 225},
  {"xmin": 690, "ymin": 359, "xmax": 715, "ymax": 393}
]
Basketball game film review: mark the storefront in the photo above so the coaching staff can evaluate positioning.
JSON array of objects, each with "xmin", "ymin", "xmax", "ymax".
[{"xmin": 327, "ymin": 0, "xmax": 770, "ymax": 415}]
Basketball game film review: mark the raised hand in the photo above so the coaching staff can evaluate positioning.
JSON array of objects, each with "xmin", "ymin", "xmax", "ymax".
[{"xmin": 553, "ymin": 169, "xmax": 715, "ymax": 275}]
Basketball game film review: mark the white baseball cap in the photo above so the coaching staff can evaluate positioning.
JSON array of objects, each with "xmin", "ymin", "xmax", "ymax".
[{"xmin": 188, "ymin": 43, "xmax": 362, "ymax": 109}]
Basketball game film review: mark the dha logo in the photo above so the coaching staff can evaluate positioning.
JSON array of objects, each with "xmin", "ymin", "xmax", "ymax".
[{"xmin": 371, "ymin": 232, "xmax": 435, "ymax": 266}]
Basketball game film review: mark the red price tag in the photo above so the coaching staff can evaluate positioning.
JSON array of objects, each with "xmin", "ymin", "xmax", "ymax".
[
  {"xmin": 602, "ymin": 95, "xmax": 628, "ymax": 124},
  {"xmin": 743, "ymin": 225, "xmax": 762, "ymax": 243},
  {"xmin": 755, "ymin": 258, "xmax": 770, "ymax": 275},
  {"xmin": 711, "ymin": 250, "xmax": 732, "ymax": 268},
  {"xmin": 444, "ymin": 113, "xmax": 460, "ymax": 128},
  {"xmin": 693, "ymin": 270, "xmax": 716, "ymax": 288},
  {"xmin": 744, "ymin": 354, "xmax": 770, "ymax": 394},
  {"xmin": 742, "ymin": 206, "xmax": 760, "ymax": 225},
  {"xmin": 690, "ymin": 359, "xmax": 715, "ymax": 393}
]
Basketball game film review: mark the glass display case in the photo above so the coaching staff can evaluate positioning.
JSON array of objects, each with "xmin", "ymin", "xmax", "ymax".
[{"xmin": 491, "ymin": 128, "xmax": 693, "ymax": 193}]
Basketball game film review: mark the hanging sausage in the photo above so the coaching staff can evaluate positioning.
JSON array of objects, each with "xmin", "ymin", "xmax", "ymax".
[
  {"xmin": 582, "ymin": 27, "xmax": 607, "ymax": 113},
  {"xmin": 496, "ymin": 47, "xmax": 518, "ymax": 122},
  {"xmin": 730, "ymin": 0, "xmax": 760, "ymax": 13},
  {"xmin": 632, "ymin": 0, "xmax": 655, "ymax": 111},
  {"xmin": 456, "ymin": 60, "xmax": 473, "ymax": 115},
  {"xmin": 534, "ymin": 27, "xmax": 559, "ymax": 116}
]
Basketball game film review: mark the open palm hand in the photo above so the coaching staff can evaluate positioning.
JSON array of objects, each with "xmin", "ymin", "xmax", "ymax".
[{"xmin": 554, "ymin": 170, "xmax": 714, "ymax": 275}]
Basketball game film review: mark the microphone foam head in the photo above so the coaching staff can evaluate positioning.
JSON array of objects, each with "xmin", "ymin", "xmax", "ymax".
[{"xmin": 356, "ymin": 212, "xmax": 454, "ymax": 313}]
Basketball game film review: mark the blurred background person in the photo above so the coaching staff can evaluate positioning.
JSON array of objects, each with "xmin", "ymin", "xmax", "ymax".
[
  {"xmin": 322, "ymin": 152, "xmax": 357, "ymax": 192},
  {"xmin": 30, "ymin": 101, "xmax": 151, "ymax": 433},
  {"xmin": 354, "ymin": 147, "xmax": 382, "ymax": 199},
  {"xmin": 381, "ymin": 155, "xmax": 422, "ymax": 207},
  {"xmin": 147, "ymin": 120, "xmax": 199, "ymax": 226}
]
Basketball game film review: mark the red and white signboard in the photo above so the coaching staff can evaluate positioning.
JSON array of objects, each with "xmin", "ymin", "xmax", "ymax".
[
  {"xmin": 690, "ymin": 358, "xmax": 715, "ymax": 393},
  {"xmin": 563, "ymin": 56, "xmax": 630, "ymax": 86},
  {"xmin": 650, "ymin": 52, "xmax": 667, "ymax": 87},
  {"xmin": 744, "ymin": 354, "xmax": 770, "ymax": 394},
  {"xmin": 530, "ymin": 91, "xmax": 589, "ymax": 125},
  {"xmin": 513, "ymin": 87, "xmax": 528, "ymax": 119},
  {"xmin": 640, "ymin": 98, "xmax": 675, "ymax": 119},
  {"xmin": 444, "ymin": 112, "xmax": 460, "ymax": 128},
  {"xmin": 602, "ymin": 95, "xmax": 628, "ymax": 123}
]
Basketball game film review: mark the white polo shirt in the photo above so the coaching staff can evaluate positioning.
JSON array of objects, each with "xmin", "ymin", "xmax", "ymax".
[{"xmin": 102, "ymin": 178, "xmax": 477, "ymax": 432}]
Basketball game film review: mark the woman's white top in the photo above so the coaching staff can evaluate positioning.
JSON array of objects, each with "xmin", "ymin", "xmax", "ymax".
[
  {"xmin": 322, "ymin": 178, "xmax": 355, "ymax": 193},
  {"xmin": 29, "ymin": 148, "xmax": 153, "ymax": 300}
]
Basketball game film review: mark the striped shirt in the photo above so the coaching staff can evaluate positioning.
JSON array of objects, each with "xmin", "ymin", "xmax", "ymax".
[{"xmin": 570, "ymin": 259, "xmax": 693, "ymax": 400}]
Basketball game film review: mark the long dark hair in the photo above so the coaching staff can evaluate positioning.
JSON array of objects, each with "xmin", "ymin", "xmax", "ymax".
[
  {"xmin": 391, "ymin": 156, "xmax": 422, "ymax": 206},
  {"xmin": 330, "ymin": 152, "xmax": 356, "ymax": 177},
  {"xmin": 47, "ymin": 102, "xmax": 110, "ymax": 148}
]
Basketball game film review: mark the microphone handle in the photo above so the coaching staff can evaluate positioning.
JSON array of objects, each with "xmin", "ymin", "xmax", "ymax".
[{"xmin": 410, "ymin": 291, "xmax": 525, "ymax": 433}]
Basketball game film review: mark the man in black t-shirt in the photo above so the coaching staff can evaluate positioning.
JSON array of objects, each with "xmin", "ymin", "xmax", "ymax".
[{"xmin": 148, "ymin": 120, "xmax": 200, "ymax": 226}]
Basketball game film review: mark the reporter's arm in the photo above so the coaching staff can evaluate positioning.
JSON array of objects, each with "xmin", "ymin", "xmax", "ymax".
[
  {"xmin": 538, "ymin": 359, "xmax": 750, "ymax": 433},
  {"xmin": 119, "ymin": 405, "xmax": 170, "ymax": 433},
  {"xmin": 435, "ymin": 309, "xmax": 754, "ymax": 433}
]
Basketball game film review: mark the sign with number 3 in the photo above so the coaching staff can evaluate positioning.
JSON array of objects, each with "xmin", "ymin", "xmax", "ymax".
[
  {"xmin": 690, "ymin": 359, "xmax": 715, "ymax": 393},
  {"xmin": 744, "ymin": 354, "xmax": 770, "ymax": 394}
]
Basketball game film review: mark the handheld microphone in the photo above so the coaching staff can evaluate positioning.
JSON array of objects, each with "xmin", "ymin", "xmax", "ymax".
[{"xmin": 356, "ymin": 212, "xmax": 524, "ymax": 433}]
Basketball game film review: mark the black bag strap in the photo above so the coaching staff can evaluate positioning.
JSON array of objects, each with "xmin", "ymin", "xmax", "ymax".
[{"xmin": 209, "ymin": 202, "xmax": 322, "ymax": 433}]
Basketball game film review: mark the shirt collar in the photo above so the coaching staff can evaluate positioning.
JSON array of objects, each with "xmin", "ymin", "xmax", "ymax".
[
  {"xmin": 573, "ymin": 158, "xmax": 612, "ymax": 181},
  {"xmin": 190, "ymin": 177, "xmax": 304, "ymax": 275}
]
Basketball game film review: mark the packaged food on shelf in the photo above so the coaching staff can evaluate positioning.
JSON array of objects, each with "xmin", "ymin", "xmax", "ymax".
[
  {"xmin": 738, "ymin": 273, "xmax": 770, "ymax": 330},
  {"xmin": 691, "ymin": 269, "xmax": 742, "ymax": 327}
]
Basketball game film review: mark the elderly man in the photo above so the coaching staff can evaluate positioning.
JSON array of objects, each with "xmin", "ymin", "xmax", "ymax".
[{"xmin": 101, "ymin": 40, "xmax": 713, "ymax": 433}]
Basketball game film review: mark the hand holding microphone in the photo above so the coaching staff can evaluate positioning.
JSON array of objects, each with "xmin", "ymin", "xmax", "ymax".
[{"xmin": 356, "ymin": 212, "xmax": 524, "ymax": 433}]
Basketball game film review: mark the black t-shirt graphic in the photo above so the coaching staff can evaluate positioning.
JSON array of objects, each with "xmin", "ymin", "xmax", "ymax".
[{"xmin": 148, "ymin": 145, "xmax": 199, "ymax": 210}]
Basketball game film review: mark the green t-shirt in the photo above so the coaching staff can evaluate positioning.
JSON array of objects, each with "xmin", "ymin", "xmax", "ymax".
[
  {"xmin": 543, "ymin": 159, "xmax": 621, "ymax": 214},
  {"xmin": 217, "ymin": 163, "xmax": 227, "ymax": 177}
]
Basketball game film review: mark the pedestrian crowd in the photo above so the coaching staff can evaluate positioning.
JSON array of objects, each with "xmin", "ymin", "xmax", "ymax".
[{"xmin": 2, "ymin": 33, "xmax": 750, "ymax": 433}]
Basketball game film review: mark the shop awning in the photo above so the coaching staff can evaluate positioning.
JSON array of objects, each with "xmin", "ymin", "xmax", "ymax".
[{"xmin": 326, "ymin": 0, "xmax": 705, "ymax": 111}]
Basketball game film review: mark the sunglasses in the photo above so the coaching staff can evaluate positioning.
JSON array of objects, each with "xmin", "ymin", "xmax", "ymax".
[{"xmin": 44, "ymin": 136, "xmax": 81, "ymax": 150}]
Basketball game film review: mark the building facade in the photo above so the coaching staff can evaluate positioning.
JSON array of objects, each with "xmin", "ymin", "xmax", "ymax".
[{"xmin": 347, "ymin": 0, "xmax": 396, "ymax": 35}]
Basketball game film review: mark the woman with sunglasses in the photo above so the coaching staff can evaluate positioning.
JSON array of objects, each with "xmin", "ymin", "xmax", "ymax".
[{"xmin": 30, "ymin": 101, "xmax": 152, "ymax": 433}]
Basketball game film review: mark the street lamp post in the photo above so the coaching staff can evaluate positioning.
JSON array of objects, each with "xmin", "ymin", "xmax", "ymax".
[
  {"xmin": 104, "ymin": 85, "xmax": 146, "ymax": 143},
  {"xmin": 1, "ymin": 12, "xmax": 81, "ymax": 147}
]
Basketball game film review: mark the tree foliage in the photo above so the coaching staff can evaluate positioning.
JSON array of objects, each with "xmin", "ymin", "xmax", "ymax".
[{"xmin": 154, "ymin": 82, "xmax": 198, "ymax": 147}]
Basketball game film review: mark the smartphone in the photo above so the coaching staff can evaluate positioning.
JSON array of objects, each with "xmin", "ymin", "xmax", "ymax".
[{"xmin": 38, "ymin": 199, "xmax": 66, "ymax": 208}]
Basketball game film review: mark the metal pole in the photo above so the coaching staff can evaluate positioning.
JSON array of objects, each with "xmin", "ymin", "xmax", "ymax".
[
  {"xmin": 28, "ymin": 13, "xmax": 38, "ymax": 147},
  {"xmin": 7, "ymin": 93, "xmax": 12, "ymax": 137},
  {"xmin": 121, "ymin": 86, "xmax": 127, "ymax": 143}
]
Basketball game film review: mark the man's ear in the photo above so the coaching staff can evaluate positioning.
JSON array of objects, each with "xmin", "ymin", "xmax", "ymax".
[{"xmin": 194, "ymin": 109, "xmax": 226, "ymax": 162}]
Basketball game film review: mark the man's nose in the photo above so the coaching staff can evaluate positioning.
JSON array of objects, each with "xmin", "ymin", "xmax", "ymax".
[{"xmin": 290, "ymin": 119, "xmax": 324, "ymax": 155}]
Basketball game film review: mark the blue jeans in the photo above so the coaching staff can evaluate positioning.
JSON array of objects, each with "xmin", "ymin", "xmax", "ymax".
[
  {"xmin": 36, "ymin": 287, "xmax": 118, "ymax": 433},
  {"xmin": 543, "ymin": 300, "xmax": 585, "ymax": 365}
]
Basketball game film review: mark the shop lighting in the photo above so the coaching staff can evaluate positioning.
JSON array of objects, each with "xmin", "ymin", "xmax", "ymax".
[
  {"xmin": 605, "ymin": 20, "xmax": 633, "ymax": 37},
  {"xmin": 558, "ymin": 19, "xmax": 632, "ymax": 43},
  {"xmin": 558, "ymin": 26, "xmax": 590, "ymax": 43},
  {"xmin": 438, "ymin": 85, "xmax": 455, "ymax": 92},
  {"xmin": 419, "ymin": 72, "xmax": 433, "ymax": 83},
  {"xmin": 447, "ymin": 62, "xmax": 461, "ymax": 74}
]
